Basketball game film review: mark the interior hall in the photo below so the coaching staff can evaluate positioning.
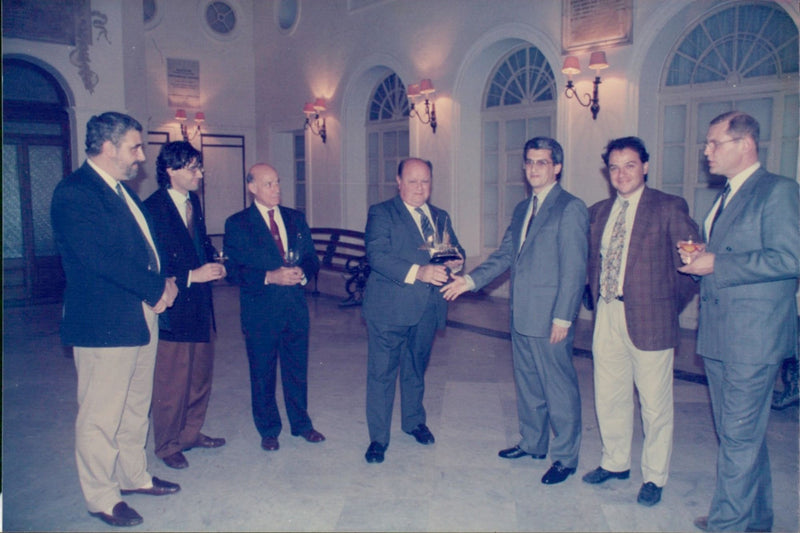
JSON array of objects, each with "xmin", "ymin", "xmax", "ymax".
[{"xmin": 2, "ymin": 0, "xmax": 798, "ymax": 531}]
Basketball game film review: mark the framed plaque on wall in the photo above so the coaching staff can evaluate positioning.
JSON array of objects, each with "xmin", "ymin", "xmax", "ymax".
[{"xmin": 562, "ymin": 0, "xmax": 633, "ymax": 53}]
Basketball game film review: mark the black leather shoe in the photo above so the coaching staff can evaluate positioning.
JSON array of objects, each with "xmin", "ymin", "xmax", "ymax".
[
  {"xmin": 582, "ymin": 466, "xmax": 630, "ymax": 484},
  {"xmin": 294, "ymin": 428, "xmax": 326, "ymax": 443},
  {"xmin": 406, "ymin": 423, "xmax": 435, "ymax": 445},
  {"xmin": 365, "ymin": 441, "xmax": 387, "ymax": 463},
  {"xmin": 184, "ymin": 433, "xmax": 226, "ymax": 450},
  {"xmin": 637, "ymin": 481, "xmax": 662, "ymax": 506},
  {"xmin": 162, "ymin": 451, "xmax": 189, "ymax": 469},
  {"xmin": 541, "ymin": 461, "xmax": 576, "ymax": 485},
  {"xmin": 694, "ymin": 516, "xmax": 709, "ymax": 531},
  {"xmin": 90, "ymin": 502, "xmax": 143, "ymax": 527},
  {"xmin": 120, "ymin": 476, "xmax": 180, "ymax": 496},
  {"xmin": 261, "ymin": 436, "xmax": 280, "ymax": 451},
  {"xmin": 498, "ymin": 446, "xmax": 546, "ymax": 460}
]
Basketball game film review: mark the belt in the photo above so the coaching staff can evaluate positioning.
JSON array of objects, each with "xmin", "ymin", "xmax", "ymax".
[{"xmin": 615, "ymin": 295, "xmax": 624, "ymax": 302}]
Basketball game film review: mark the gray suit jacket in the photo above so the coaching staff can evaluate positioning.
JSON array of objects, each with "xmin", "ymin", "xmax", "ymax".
[
  {"xmin": 362, "ymin": 195, "xmax": 464, "ymax": 329},
  {"xmin": 697, "ymin": 167, "xmax": 800, "ymax": 364},
  {"xmin": 469, "ymin": 184, "xmax": 589, "ymax": 337}
]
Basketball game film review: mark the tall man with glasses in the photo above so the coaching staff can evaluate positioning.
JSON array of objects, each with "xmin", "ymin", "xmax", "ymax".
[
  {"xmin": 679, "ymin": 111, "xmax": 800, "ymax": 532},
  {"xmin": 442, "ymin": 137, "xmax": 588, "ymax": 485},
  {"xmin": 581, "ymin": 137, "xmax": 699, "ymax": 507},
  {"xmin": 144, "ymin": 141, "xmax": 227, "ymax": 470}
]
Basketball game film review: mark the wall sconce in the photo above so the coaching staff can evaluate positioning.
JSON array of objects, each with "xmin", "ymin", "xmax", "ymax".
[
  {"xmin": 175, "ymin": 109, "xmax": 205, "ymax": 141},
  {"xmin": 303, "ymin": 98, "xmax": 327, "ymax": 143},
  {"xmin": 562, "ymin": 51, "xmax": 609, "ymax": 120},
  {"xmin": 407, "ymin": 78, "xmax": 437, "ymax": 134}
]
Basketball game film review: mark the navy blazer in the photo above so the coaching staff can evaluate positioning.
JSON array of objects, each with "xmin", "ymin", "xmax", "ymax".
[
  {"xmin": 144, "ymin": 188, "xmax": 216, "ymax": 342},
  {"xmin": 696, "ymin": 168, "xmax": 800, "ymax": 364},
  {"xmin": 469, "ymin": 184, "xmax": 589, "ymax": 338},
  {"xmin": 362, "ymin": 195, "xmax": 465, "ymax": 330},
  {"xmin": 51, "ymin": 161, "xmax": 166, "ymax": 347},
  {"xmin": 223, "ymin": 203, "xmax": 320, "ymax": 336}
]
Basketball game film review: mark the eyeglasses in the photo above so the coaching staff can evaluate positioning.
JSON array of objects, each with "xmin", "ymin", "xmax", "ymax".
[
  {"xmin": 524, "ymin": 159, "xmax": 553, "ymax": 168},
  {"xmin": 703, "ymin": 138, "xmax": 742, "ymax": 151},
  {"xmin": 185, "ymin": 163, "xmax": 204, "ymax": 173}
]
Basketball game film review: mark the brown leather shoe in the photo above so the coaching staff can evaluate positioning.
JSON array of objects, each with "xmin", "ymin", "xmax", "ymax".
[
  {"xmin": 89, "ymin": 502, "xmax": 143, "ymax": 527},
  {"xmin": 295, "ymin": 428, "xmax": 325, "ymax": 443},
  {"xmin": 162, "ymin": 451, "xmax": 189, "ymax": 469},
  {"xmin": 184, "ymin": 433, "xmax": 226, "ymax": 450},
  {"xmin": 120, "ymin": 476, "xmax": 180, "ymax": 496},
  {"xmin": 261, "ymin": 436, "xmax": 280, "ymax": 451}
]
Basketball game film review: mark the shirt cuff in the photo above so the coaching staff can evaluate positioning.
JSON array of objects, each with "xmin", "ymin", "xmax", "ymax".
[
  {"xmin": 405, "ymin": 264, "xmax": 420, "ymax": 284},
  {"xmin": 553, "ymin": 318, "xmax": 572, "ymax": 328},
  {"xmin": 187, "ymin": 270, "xmax": 193, "ymax": 288},
  {"xmin": 464, "ymin": 275, "xmax": 476, "ymax": 291}
]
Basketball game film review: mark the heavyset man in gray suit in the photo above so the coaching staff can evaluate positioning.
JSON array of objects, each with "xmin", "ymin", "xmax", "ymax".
[
  {"xmin": 442, "ymin": 137, "xmax": 588, "ymax": 485},
  {"xmin": 362, "ymin": 158, "xmax": 465, "ymax": 464},
  {"xmin": 679, "ymin": 111, "xmax": 800, "ymax": 532}
]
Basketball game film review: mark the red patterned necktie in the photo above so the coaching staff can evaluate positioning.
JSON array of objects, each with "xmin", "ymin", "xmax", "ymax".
[{"xmin": 268, "ymin": 209, "xmax": 285, "ymax": 257}]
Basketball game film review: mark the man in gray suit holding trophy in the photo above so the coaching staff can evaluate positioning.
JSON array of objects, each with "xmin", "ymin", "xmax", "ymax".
[{"xmin": 679, "ymin": 111, "xmax": 800, "ymax": 532}]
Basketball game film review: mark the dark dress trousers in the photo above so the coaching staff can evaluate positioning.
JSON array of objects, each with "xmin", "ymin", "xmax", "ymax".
[
  {"xmin": 224, "ymin": 204, "xmax": 320, "ymax": 438},
  {"xmin": 361, "ymin": 195, "xmax": 464, "ymax": 445},
  {"xmin": 144, "ymin": 188, "xmax": 217, "ymax": 458}
]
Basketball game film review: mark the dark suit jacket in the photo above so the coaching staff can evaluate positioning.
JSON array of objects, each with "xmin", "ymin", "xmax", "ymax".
[
  {"xmin": 51, "ymin": 161, "xmax": 166, "ymax": 347},
  {"xmin": 469, "ymin": 184, "xmax": 588, "ymax": 337},
  {"xmin": 697, "ymin": 168, "xmax": 799, "ymax": 364},
  {"xmin": 144, "ymin": 188, "xmax": 216, "ymax": 342},
  {"xmin": 588, "ymin": 187, "xmax": 699, "ymax": 351},
  {"xmin": 361, "ymin": 195, "xmax": 464, "ymax": 330},
  {"xmin": 223, "ymin": 203, "xmax": 320, "ymax": 336}
]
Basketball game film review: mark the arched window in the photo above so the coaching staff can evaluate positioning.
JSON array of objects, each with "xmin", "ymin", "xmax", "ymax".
[
  {"xmin": 659, "ymin": 1, "xmax": 798, "ymax": 219},
  {"xmin": 366, "ymin": 73, "xmax": 409, "ymax": 206},
  {"xmin": 482, "ymin": 46, "xmax": 556, "ymax": 249}
]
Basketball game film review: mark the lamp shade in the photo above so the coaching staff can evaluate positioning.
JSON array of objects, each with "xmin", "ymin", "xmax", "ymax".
[
  {"xmin": 561, "ymin": 56, "xmax": 581, "ymax": 76},
  {"xmin": 589, "ymin": 51, "xmax": 609, "ymax": 70},
  {"xmin": 194, "ymin": 112, "xmax": 205, "ymax": 123},
  {"xmin": 406, "ymin": 83, "xmax": 421, "ymax": 98},
  {"xmin": 313, "ymin": 98, "xmax": 326, "ymax": 112},
  {"xmin": 174, "ymin": 108, "xmax": 188, "ymax": 121},
  {"xmin": 419, "ymin": 78, "xmax": 435, "ymax": 94},
  {"xmin": 303, "ymin": 102, "xmax": 315, "ymax": 115}
]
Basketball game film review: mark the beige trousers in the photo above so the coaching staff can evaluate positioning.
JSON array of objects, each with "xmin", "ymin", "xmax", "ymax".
[
  {"xmin": 73, "ymin": 304, "xmax": 158, "ymax": 513},
  {"xmin": 592, "ymin": 299, "xmax": 674, "ymax": 487}
]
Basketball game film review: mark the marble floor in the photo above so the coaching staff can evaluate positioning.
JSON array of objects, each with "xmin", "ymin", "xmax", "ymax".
[{"xmin": 2, "ymin": 282, "xmax": 798, "ymax": 532}]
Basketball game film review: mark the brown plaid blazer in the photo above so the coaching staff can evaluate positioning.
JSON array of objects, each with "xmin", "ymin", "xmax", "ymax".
[{"xmin": 588, "ymin": 186, "xmax": 699, "ymax": 351}]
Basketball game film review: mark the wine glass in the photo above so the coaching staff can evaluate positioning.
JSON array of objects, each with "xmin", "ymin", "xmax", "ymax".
[
  {"xmin": 285, "ymin": 248, "xmax": 301, "ymax": 266},
  {"xmin": 213, "ymin": 249, "xmax": 228, "ymax": 264}
]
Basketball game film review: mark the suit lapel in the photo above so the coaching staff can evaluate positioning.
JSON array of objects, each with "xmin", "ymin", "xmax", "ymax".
[
  {"xmin": 519, "ymin": 184, "xmax": 560, "ymax": 255},
  {"xmin": 708, "ymin": 170, "xmax": 762, "ymax": 247},
  {"xmin": 248, "ymin": 204, "xmax": 282, "ymax": 259},
  {"xmin": 279, "ymin": 206, "xmax": 298, "ymax": 251},
  {"xmin": 625, "ymin": 187, "xmax": 653, "ymax": 271},
  {"xmin": 394, "ymin": 195, "xmax": 425, "ymax": 245}
]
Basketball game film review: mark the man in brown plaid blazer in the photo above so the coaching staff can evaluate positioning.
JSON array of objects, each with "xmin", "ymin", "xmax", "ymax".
[{"xmin": 582, "ymin": 137, "xmax": 699, "ymax": 507}]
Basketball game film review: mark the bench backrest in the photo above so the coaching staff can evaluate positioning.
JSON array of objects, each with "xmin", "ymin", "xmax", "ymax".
[{"xmin": 310, "ymin": 227, "xmax": 366, "ymax": 271}]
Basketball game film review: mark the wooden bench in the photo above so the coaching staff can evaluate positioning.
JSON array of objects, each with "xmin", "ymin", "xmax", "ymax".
[{"xmin": 310, "ymin": 227, "xmax": 370, "ymax": 306}]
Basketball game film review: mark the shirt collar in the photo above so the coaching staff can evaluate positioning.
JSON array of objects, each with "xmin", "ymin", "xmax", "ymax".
[
  {"xmin": 727, "ymin": 162, "xmax": 761, "ymax": 197},
  {"xmin": 87, "ymin": 158, "xmax": 121, "ymax": 192}
]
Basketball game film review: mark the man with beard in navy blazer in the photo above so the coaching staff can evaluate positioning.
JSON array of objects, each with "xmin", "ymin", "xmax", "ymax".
[
  {"xmin": 224, "ymin": 163, "xmax": 324, "ymax": 452},
  {"xmin": 362, "ymin": 157, "xmax": 465, "ymax": 464},
  {"xmin": 680, "ymin": 111, "xmax": 800, "ymax": 532},
  {"xmin": 442, "ymin": 137, "xmax": 588, "ymax": 485},
  {"xmin": 51, "ymin": 112, "xmax": 180, "ymax": 528},
  {"xmin": 144, "ymin": 141, "xmax": 227, "ymax": 470}
]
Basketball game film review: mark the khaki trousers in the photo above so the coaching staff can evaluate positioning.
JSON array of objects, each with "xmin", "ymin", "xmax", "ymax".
[
  {"xmin": 592, "ymin": 299, "xmax": 674, "ymax": 486},
  {"xmin": 73, "ymin": 305, "xmax": 158, "ymax": 513}
]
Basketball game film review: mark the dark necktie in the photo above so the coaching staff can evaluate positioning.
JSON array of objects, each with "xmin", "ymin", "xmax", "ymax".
[
  {"xmin": 117, "ymin": 183, "xmax": 159, "ymax": 272},
  {"xmin": 185, "ymin": 197, "xmax": 195, "ymax": 238},
  {"xmin": 520, "ymin": 195, "xmax": 538, "ymax": 251},
  {"xmin": 709, "ymin": 183, "xmax": 731, "ymax": 238},
  {"xmin": 268, "ymin": 209, "xmax": 286, "ymax": 258},
  {"xmin": 415, "ymin": 207, "xmax": 435, "ymax": 243}
]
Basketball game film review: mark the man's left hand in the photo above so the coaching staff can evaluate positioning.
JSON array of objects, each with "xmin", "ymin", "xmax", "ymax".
[
  {"xmin": 550, "ymin": 323, "xmax": 568, "ymax": 344},
  {"xmin": 678, "ymin": 251, "xmax": 715, "ymax": 276}
]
